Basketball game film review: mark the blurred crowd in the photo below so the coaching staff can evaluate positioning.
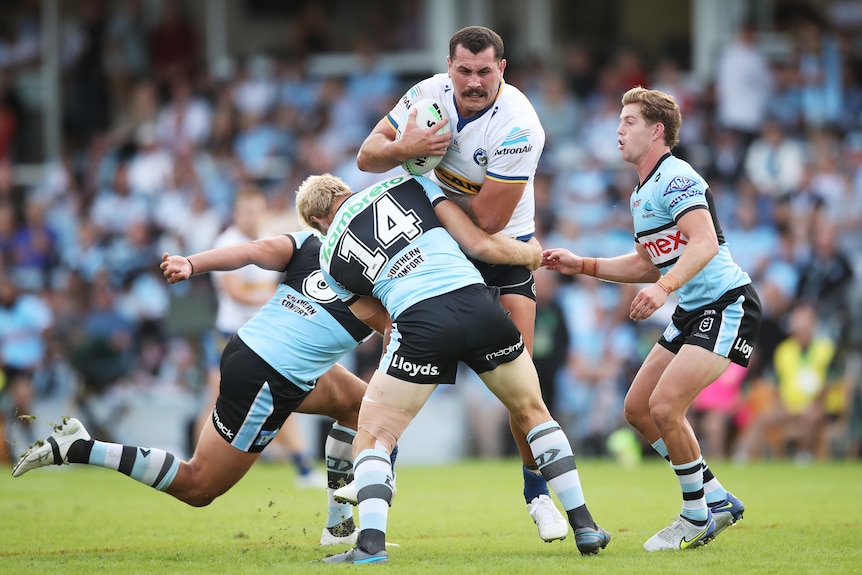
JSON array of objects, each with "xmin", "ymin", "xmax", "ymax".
[{"xmin": 0, "ymin": 1, "xmax": 860, "ymax": 465}]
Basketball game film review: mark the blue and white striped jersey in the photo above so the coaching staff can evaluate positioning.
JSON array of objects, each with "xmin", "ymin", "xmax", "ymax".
[
  {"xmin": 237, "ymin": 231, "xmax": 373, "ymax": 391},
  {"xmin": 319, "ymin": 175, "xmax": 484, "ymax": 320},
  {"xmin": 631, "ymin": 153, "xmax": 751, "ymax": 310}
]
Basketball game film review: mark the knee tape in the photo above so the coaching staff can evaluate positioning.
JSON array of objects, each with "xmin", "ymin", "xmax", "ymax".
[{"xmin": 358, "ymin": 398, "xmax": 413, "ymax": 453}]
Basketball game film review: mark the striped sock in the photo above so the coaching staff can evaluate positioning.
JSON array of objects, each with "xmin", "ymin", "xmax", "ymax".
[
  {"xmin": 651, "ymin": 437, "xmax": 671, "ymax": 461},
  {"xmin": 672, "ymin": 456, "xmax": 708, "ymax": 524},
  {"xmin": 69, "ymin": 439, "xmax": 179, "ymax": 491},
  {"xmin": 324, "ymin": 424, "xmax": 355, "ymax": 529},
  {"xmin": 702, "ymin": 460, "xmax": 728, "ymax": 506},
  {"xmin": 354, "ymin": 448, "xmax": 393, "ymax": 555},
  {"xmin": 652, "ymin": 438, "xmax": 728, "ymax": 505},
  {"xmin": 527, "ymin": 420, "xmax": 593, "ymax": 528}
]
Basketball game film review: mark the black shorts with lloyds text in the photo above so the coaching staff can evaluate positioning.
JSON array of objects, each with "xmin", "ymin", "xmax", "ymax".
[
  {"xmin": 658, "ymin": 284, "xmax": 762, "ymax": 367},
  {"xmin": 380, "ymin": 283, "xmax": 525, "ymax": 384}
]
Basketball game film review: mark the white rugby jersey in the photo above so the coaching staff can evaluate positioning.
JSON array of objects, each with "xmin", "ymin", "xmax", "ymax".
[{"xmin": 385, "ymin": 73, "xmax": 545, "ymax": 238}]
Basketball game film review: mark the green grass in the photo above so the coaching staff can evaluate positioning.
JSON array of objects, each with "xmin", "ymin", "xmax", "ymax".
[{"xmin": 2, "ymin": 457, "xmax": 860, "ymax": 574}]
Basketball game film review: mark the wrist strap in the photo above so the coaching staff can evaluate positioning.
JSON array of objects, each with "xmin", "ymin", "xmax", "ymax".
[
  {"xmin": 186, "ymin": 257, "xmax": 195, "ymax": 276},
  {"xmin": 656, "ymin": 272, "xmax": 680, "ymax": 294}
]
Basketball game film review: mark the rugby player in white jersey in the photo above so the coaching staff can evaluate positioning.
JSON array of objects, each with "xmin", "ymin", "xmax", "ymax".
[{"xmin": 355, "ymin": 25, "xmax": 567, "ymax": 543}]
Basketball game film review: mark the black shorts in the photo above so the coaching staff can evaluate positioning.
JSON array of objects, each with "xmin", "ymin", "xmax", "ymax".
[
  {"xmin": 658, "ymin": 284, "xmax": 762, "ymax": 367},
  {"xmin": 471, "ymin": 259, "xmax": 536, "ymax": 301},
  {"xmin": 380, "ymin": 283, "xmax": 525, "ymax": 383},
  {"xmin": 213, "ymin": 334, "xmax": 309, "ymax": 453}
]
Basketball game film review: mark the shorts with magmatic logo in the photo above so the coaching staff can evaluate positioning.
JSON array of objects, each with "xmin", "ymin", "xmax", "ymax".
[
  {"xmin": 212, "ymin": 334, "xmax": 311, "ymax": 453},
  {"xmin": 658, "ymin": 284, "xmax": 762, "ymax": 367},
  {"xmin": 380, "ymin": 283, "xmax": 525, "ymax": 384}
]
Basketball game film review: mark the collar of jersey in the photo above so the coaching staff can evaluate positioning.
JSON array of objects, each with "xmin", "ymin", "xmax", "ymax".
[
  {"xmin": 454, "ymin": 80, "xmax": 504, "ymax": 132},
  {"xmin": 636, "ymin": 152, "xmax": 673, "ymax": 192}
]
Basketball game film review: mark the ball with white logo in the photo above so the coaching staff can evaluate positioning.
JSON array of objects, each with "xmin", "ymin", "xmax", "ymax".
[{"xmin": 397, "ymin": 97, "xmax": 450, "ymax": 176}]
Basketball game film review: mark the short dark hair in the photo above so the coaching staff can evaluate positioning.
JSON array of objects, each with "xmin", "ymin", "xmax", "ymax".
[{"xmin": 449, "ymin": 26, "xmax": 504, "ymax": 60}]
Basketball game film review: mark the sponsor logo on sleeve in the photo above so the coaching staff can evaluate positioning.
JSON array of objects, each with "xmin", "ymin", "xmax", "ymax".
[
  {"xmin": 494, "ymin": 127, "xmax": 533, "ymax": 156},
  {"xmin": 663, "ymin": 176, "xmax": 698, "ymax": 196},
  {"xmin": 668, "ymin": 188, "xmax": 705, "ymax": 209}
]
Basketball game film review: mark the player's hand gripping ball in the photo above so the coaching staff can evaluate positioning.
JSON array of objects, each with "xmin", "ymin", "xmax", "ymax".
[{"xmin": 398, "ymin": 97, "xmax": 450, "ymax": 175}]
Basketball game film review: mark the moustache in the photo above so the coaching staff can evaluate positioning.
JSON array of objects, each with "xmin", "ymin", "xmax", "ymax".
[{"xmin": 462, "ymin": 90, "xmax": 486, "ymax": 98}]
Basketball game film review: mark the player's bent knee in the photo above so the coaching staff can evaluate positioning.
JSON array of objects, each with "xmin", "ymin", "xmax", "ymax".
[
  {"xmin": 172, "ymin": 482, "xmax": 219, "ymax": 507},
  {"xmin": 184, "ymin": 492, "xmax": 217, "ymax": 508},
  {"xmin": 648, "ymin": 401, "xmax": 680, "ymax": 430},
  {"xmin": 624, "ymin": 398, "xmax": 650, "ymax": 427},
  {"xmin": 358, "ymin": 398, "xmax": 413, "ymax": 453},
  {"xmin": 169, "ymin": 463, "xmax": 232, "ymax": 507}
]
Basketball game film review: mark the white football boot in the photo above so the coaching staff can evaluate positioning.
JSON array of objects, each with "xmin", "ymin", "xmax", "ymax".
[
  {"xmin": 643, "ymin": 512, "xmax": 716, "ymax": 551},
  {"xmin": 527, "ymin": 494, "xmax": 569, "ymax": 542},
  {"xmin": 12, "ymin": 417, "xmax": 91, "ymax": 477}
]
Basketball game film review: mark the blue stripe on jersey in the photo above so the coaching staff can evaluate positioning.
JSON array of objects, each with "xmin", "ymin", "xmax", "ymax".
[
  {"xmin": 486, "ymin": 170, "xmax": 529, "ymax": 184},
  {"xmin": 233, "ymin": 382, "xmax": 275, "ymax": 451},
  {"xmin": 455, "ymin": 102, "xmax": 494, "ymax": 131},
  {"xmin": 714, "ymin": 294, "xmax": 745, "ymax": 357},
  {"xmin": 385, "ymin": 113, "xmax": 399, "ymax": 133}
]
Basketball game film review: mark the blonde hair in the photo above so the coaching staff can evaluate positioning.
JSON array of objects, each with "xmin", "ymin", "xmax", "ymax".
[
  {"xmin": 621, "ymin": 87, "xmax": 682, "ymax": 149},
  {"xmin": 295, "ymin": 173, "xmax": 354, "ymax": 233}
]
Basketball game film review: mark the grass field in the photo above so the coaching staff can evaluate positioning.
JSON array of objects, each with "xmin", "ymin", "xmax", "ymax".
[{"xmin": 2, "ymin": 456, "xmax": 860, "ymax": 574}]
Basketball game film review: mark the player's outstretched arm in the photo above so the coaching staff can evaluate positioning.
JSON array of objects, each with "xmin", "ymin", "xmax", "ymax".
[
  {"xmin": 433, "ymin": 199, "xmax": 540, "ymax": 270},
  {"xmin": 542, "ymin": 244, "xmax": 660, "ymax": 284},
  {"xmin": 160, "ymin": 235, "xmax": 296, "ymax": 283},
  {"xmin": 541, "ymin": 248, "xmax": 582, "ymax": 275}
]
